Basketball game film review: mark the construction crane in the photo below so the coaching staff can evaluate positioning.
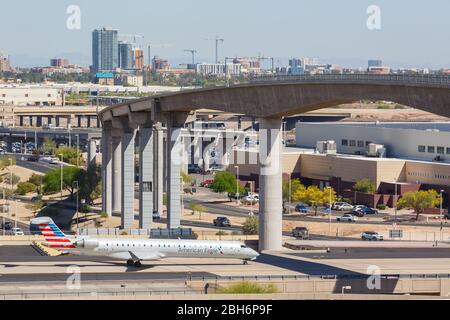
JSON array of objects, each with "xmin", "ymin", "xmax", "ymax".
[
  {"xmin": 148, "ymin": 43, "xmax": 172, "ymax": 65},
  {"xmin": 184, "ymin": 49, "xmax": 197, "ymax": 65},
  {"xmin": 119, "ymin": 34, "xmax": 144, "ymax": 44},
  {"xmin": 204, "ymin": 36, "xmax": 224, "ymax": 63}
]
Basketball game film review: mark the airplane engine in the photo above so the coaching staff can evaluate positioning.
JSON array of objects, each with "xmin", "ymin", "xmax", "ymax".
[{"xmin": 80, "ymin": 239, "xmax": 99, "ymax": 249}]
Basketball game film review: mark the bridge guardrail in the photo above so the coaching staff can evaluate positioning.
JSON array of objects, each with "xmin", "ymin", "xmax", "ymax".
[{"xmin": 247, "ymin": 73, "xmax": 450, "ymax": 87}]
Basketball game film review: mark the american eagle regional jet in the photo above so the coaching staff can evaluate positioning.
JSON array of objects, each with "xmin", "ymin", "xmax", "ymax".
[{"xmin": 31, "ymin": 217, "xmax": 259, "ymax": 267}]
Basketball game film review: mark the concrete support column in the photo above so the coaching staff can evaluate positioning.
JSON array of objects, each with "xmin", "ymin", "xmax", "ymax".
[
  {"xmin": 121, "ymin": 130, "xmax": 136, "ymax": 229},
  {"xmin": 138, "ymin": 127, "xmax": 154, "ymax": 229},
  {"xmin": 36, "ymin": 116, "xmax": 42, "ymax": 127},
  {"xmin": 112, "ymin": 136, "xmax": 122, "ymax": 215},
  {"xmin": 77, "ymin": 116, "xmax": 81, "ymax": 128},
  {"xmin": 19, "ymin": 116, "xmax": 23, "ymax": 127},
  {"xmin": 87, "ymin": 116, "xmax": 91, "ymax": 128},
  {"xmin": 166, "ymin": 125, "xmax": 183, "ymax": 229},
  {"xmin": 101, "ymin": 126, "xmax": 113, "ymax": 216},
  {"xmin": 258, "ymin": 117, "xmax": 283, "ymax": 252},
  {"xmin": 153, "ymin": 126, "xmax": 164, "ymax": 216},
  {"xmin": 55, "ymin": 116, "xmax": 60, "ymax": 127},
  {"xmin": 29, "ymin": 116, "xmax": 33, "ymax": 127},
  {"xmin": 87, "ymin": 139, "xmax": 97, "ymax": 167}
]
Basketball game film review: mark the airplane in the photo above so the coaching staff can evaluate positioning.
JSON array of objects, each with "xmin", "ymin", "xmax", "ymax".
[{"xmin": 30, "ymin": 217, "xmax": 259, "ymax": 267}]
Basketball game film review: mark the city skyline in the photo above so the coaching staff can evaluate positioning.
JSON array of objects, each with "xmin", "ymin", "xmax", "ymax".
[{"xmin": 1, "ymin": 0, "xmax": 449, "ymax": 69}]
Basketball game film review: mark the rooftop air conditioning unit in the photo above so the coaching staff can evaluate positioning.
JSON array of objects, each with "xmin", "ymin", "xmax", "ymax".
[
  {"xmin": 366, "ymin": 143, "xmax": 386, "ymax": 158},
  {"xmin": 316, "ymin": 140, "xmax": 337, "ymax": 154}
]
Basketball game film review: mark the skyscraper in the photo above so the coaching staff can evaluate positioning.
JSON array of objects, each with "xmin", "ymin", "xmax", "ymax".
[
  {"xmin": 92, "ymin": 27, "xmax": 119, "ymax": 72},
  {"xmin": 118, "ymin": 42, "xmax": 133, "ymax": 70},
  {"xmin": 368, "ymin": 59, "xmax": 382, "ymax": 68}
]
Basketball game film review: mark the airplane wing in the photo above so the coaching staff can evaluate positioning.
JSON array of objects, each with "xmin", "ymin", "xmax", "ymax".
[{"xmin": 108, "ymin": 251, "xmax": 163, "ymax": 261}]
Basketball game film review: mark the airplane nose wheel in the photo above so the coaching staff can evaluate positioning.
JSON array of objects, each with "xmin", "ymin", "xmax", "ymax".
[
  {"xmin": 126, "ymin": 259, "xmax": 134, "ymax": 266},
  {"xmin": 243, "ymin": 260, "xmax": 249, "ymax": 265},
  {"xmin": 134, "ymin": 261, "xmax": 142, "ymax": 268}
]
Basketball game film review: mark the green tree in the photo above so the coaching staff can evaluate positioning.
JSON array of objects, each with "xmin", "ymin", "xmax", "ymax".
[
  {"xmin": 41, "ymin": 137, "xmax": 56, "ymax": 154},
  {"xmin": 242, "ymin": 215, "xmax": 258, "ymax": 235},
  {"xmin": 353, "ymin": 179, "xmax": 377, "ymax": 194},
  {"xmin": 293, "ymin": 185, "xmax": 337, "ymax": 215},
  {"xmin": 54, "ymin": 146, "xmax": 83, "ymax": 166},
  {"xmin": 212, "ymin": 171, "xmax": 245, "ymax": 201},
  {"xmin": 28, "ymin": 173, "xmax": 44, "ymax": 194},
  {"xmin": 42, "ymin": 166, "xmax": 83, "ymax": 199},
  {"xmin": 0, "ymin": 156, "xmax": 16, "ymax": 170},
  {"xmin": 78, "ymin": 164, "xmax": 101, "ymax": 204},
  {"xmin": 397, "ymin": 189, "xmax": 440, "ymax": 220}
]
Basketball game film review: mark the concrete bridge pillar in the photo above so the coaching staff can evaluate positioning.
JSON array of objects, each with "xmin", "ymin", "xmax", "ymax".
[
  {"xmin": 112, "ymin": 136, "xmax": 122, "ymax": 215},
  {"xmin": 166, "ymin": 124, "xmax": 184, "ymax": 229},
  {"xmin": 138, "ymin": 127, "xmax": 154, "ymax": 229},
  {"xmin": 101, "ymin": 125, "xmax": 113, "ymax": 216},
  {"xmin": 87, "ymin": 138, "xmax": 97, "ymax": 167},
  {"xmin": 36, "ymin": 116, "xmax": 42, "ymax": 128},
  {"xmin": 19, "ymin": 116, "xmax": 23, "ymax": 127},
  {"xmin": 121, "ymin": 129, "xmax": 136, "ymax": 229},
  {"xmin": 29, "ymin": 116, "xmax": 33, "ymax": 127},
  {"xmin": 87, "ymin": 116, "xmax": 92, "ymax": 128},
  {"xmin": 153, "ymin": 126, "xmax": 164, "ymax": 217},
  {"xmin": 258, "ymin": 117, "xmax": 283, "ymax": 251},
  {"xmin": 55, "ymin": 116, "xmax": 60, "ymax": 127},
  {"xmin": 77, "ymin": 115, "xmax": 82, "ymax": 128}
]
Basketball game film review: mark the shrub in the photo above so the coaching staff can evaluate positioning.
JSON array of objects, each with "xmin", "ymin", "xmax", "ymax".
[
  {"xmin": 4, "ymin": 173, "xmax": 21, "ymax": 186},
  {"xmin": 217, "ymin": 281, "xmax": 278, "ymax": 294},
  {"xmin": 216, "ymin": 231, "xmax": 229, "ymax": 236},
  {"xmin": 80, "ymin": 204, "xmax": 92, "ymax": 213},
  {"xmin": 242, "ymin": 216, "xmax": 258, "ymax": 235},
  {"xmin": 100, "ymin": 212, "xmax": 109, "ymax": 219},
  {"xmin": 353, "ymin": 179, "xmax": 376, "ymax": 194},
  {"xmin": 16, "ymin": 182, "xmax": 36, "ymax": 195},
  {"xmin": 377, "ymin": 204, "xmax": 387, "ymax": 210},
  {"xmin": 28, "ymin": 173, "xmax": 43, "ymax": 186}
]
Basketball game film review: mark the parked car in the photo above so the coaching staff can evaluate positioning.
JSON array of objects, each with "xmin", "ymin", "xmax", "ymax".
[
  {"xmin": 336, "ymin": 214, "xmax": 358, "ymax": 222},
  {"xmin": 200, "ymin": 180, "xmax": 214, "ymax": 188},
  {"xmin": 358, "ymin": 206, "xmax": 379, "ymax": 215},
  {"xmin": 1, "ymin": 221, "xmax": 12, "ymax": 230},
  {"xmin": 295, "ymin": 204, "xmax": 308, "ymax": 213},
  {"xmin": 152, "ymin": 212, "xmax": 161, "ymax": 220},
  {"xmin": 361, "ymin": 231, "xmax": 384, "ymax": 241},
  {"xmin": 350, "ymin": 210, "xmax": 365, "ymax": 217},
  {"xmin": 188, "ymin": 164, "xmax": 203, "ymax": 174},
  {"xmin": 332, "ymin": 202, "xmax": 354, "ymax": 211},
  {"xmin": 49, "ymin": 157, "xmax": 60, "ymax": 164},
  {"xmin": 244, "ymin": 194, "xmax": 259, "ymax": 203},
  {"xmin": 11, "ymin": 228, "xmax": 24, "ymax": 236},
  {"xmin": 213, "ymin": 216, "xmax": 231, "ymax": 227},
  {"xmin": 291, "ymin": 227, "xmax": 311, "ymax": 239}
]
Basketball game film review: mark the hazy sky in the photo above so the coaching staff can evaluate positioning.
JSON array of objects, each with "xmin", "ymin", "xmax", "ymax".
[{"xmin": 1, "ymin": 0, "xmax": 449, "ymax": 69}]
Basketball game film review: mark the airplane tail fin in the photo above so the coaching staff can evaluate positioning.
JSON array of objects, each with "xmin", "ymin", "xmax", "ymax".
[{"xmin": 30, "ymin": 217, "xmax": 76, "ymax": 249}]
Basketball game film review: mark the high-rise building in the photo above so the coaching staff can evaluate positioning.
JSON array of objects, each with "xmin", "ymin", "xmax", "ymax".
[
  {"xmin": 289, "ymin": 58, "xmax": 302, "ymax": 68},
  {"xmin": 0, "ymin": 54, "xmax": 11, "ymax": 72},
  {"xmin": 92, "ymin": 27, "xmax": 119, "ymax": 72},
  {"xmin": 118, "ymin": 42, "xmax": 133, "ymax": 70},
  {"xmin": 368, "ymin": 59, "xmax": 382, "ymax": 68},
  {"xmin": 50, "ymin": 58, "xmax": 69, "ymax": 68},
  {"xmin": 133, "ymin": 48, "xmax": 144, "ymax": 69}
]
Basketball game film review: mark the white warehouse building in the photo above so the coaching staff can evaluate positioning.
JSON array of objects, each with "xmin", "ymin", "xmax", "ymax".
[
  {"xmin": 0, "ymin": 87, "xmax": 64, "ymax": 106},
  {"xmin": 296, "ymin": 122, "xmax": 450, "ymax": 163}
]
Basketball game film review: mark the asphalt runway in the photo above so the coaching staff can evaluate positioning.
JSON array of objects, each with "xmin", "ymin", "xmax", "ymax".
[{"xmin": 289, "ymin": 247, "xmax": 450, "ymax": 260}]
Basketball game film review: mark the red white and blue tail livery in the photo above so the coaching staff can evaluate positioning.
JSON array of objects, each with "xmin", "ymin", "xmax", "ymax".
[{"xmin": 32, "ymin": 217, "xmax": 76, "ymax": 249}]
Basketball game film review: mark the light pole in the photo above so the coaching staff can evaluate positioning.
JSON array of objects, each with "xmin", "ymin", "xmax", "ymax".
[
  {"xmin": 75, "ymin": 134, "xmax": 79, "ymax": 167},
  {"xmin": 326, "ymin": 186, "xmax": 332, "ymax": 236},
  {"xmin": 249, "ymin": 181, "xmax": 254, "ymax": 216},
  {"xmin": 440, "ymin": 189, "xmax": 444, "ymax": 221},
  {"xmin": 289, "ymin": 178, "xmax": 292, "ymax": 214},
  {"xmin": 58, "ymin": 154, "xmax": 64, "ymax": 201},
  {"xmin": 394, "ymin": 178, "xmax": 398, "ymax": 223},
  {"xmin": 234, "ymin": 165, "xmax": 240, "ymax": 205},
  {"xmin": 74, "ymin": 180, "xmax": 79, "ymax": 230}
]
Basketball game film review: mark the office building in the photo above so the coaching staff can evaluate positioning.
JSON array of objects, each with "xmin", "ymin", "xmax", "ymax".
[
  {"xmin": 50, "ymin": 58, "xmax": 69, "ymax": 68},
  {"xmin": 118, "ymin": 42, "xmax": 133, "ymax": 70},
  {"xmin": 196, "ymin": 63, "xmax": 241, "ymax": 77},
  {"xmin": 368, "ymin": 59, "xmax": 383, "ymax": 68},
  {"xmin": 133, "ymin": 48, "xmax": 144, "ymax": 69},
  {"xmin": 0, "ymin": 54, "xmax": 11, "ymax": 72},
  {"xmin": 289, "ymin": 58, "xmax": 302, "ymax": 68},
  {"xmin": 92, "ymin": 27, "xmax": 119, "ymax": 72}
]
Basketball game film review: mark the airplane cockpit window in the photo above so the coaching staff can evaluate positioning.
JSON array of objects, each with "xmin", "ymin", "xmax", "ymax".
[{"xmin": 240, "ymin": 245, "xmax": 246, "ymax": 248}]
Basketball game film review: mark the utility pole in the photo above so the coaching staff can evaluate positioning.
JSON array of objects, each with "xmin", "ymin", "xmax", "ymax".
[{"xmin": 184, "ymin": 49, "xmax": 197, "ymax": 65}]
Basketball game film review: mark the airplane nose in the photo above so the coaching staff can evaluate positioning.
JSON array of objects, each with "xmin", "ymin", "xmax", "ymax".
[{"xmin": 251, "ymin": 249, "xmax": 260, "ymax": 259}]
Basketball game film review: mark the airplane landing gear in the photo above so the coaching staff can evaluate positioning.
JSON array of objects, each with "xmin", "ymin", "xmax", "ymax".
[{"xmin": 242, "ymin": 260, "xmax": 249, "ymax": 265}]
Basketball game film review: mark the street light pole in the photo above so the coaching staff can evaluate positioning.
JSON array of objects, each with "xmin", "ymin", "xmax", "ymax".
[
  {"xmin": 74, "ymin": 180, "xmax": 79, "ymax": 230},
  {"xmin": 75, "ymin": 134, "xmax": 79, "ymax": 167},
  {"xmin": 234, "ymin": 165, "xmax": 239, "ymax": 205},
  {"xmin": 327, "ymin": 186, "xmax": 332, "ymax": 236},
  {"xmin": 58, "ymin": 154, "xmax": 64, "ymax": 202},
  {"xmin": 394, "ymin": 179, "xmax": 398, "ymax": 223}
]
